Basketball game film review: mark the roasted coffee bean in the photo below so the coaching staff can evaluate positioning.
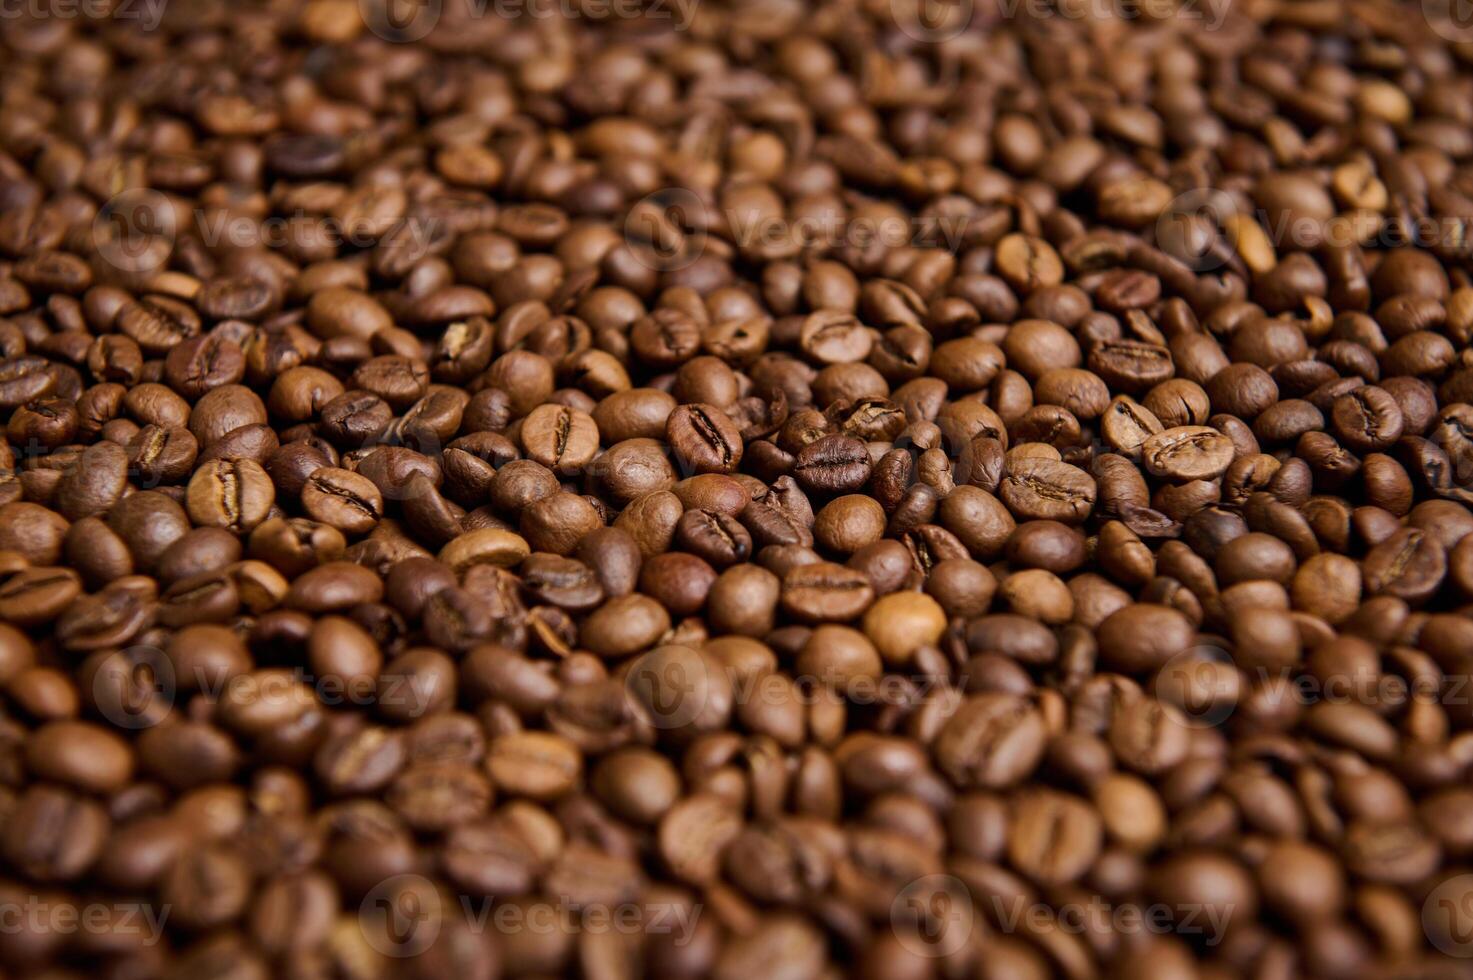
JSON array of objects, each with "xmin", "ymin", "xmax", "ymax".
[
  {"xmin": 186, "ymin": 458, "xmax": 275, "ymax": 532},
  {"xmin": 520, "ymin": 553, "xmax": 605, "ymax": 611},
  {"xmin": 127, "ymin": 424, "xmax": 199, "ymax": 486},
  {"xmin": 2, "ymin": 10, "xmax": 1473, "ymax": 977},
  {"xmin": 521, "ymin": 403, "xmax": 600, "ymax": 476},
  {"xmin": 1000, "ymin": 457, "xmax": 1097, "ymax": 523},
  {"xmin": 2, "ymin": 784, "xmax": 109, "ymax": 881},
  {"xmin": 794, "ymin": 434, "xmax": 872, "ymax": 493},
  {"xmin": 675, "ymin": 508, "xmax": 753, "ymax": 567},
  {"xmin": 935, "ymin": 693, "xmax": 1046, "ymax": 788},
  {"xmin": 301, "ymin": 466, "xmax": 383, "ymax": 535},
  {"xmin": 668, "ymin": 403, "xmax": 744, "ymax": 475},
  {"xmin": 1141, "ymin": 426, "xmax": 1237, "ymax": 482},
  {"xmin": 780, "ymin": 561, "xmax": 875, "ymax": 623}
]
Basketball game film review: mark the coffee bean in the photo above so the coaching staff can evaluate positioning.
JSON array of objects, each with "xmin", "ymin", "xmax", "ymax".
[
  {"xmin": 1363, "ymin": 527, "xmax": 1445, "ymax": 602},
  {"xmin": 521, "ymin": 403, "xmax": 600, "ymax": 476},
  {"xmin": 186, "ymin": 458, "xmax": 275, "ymax": 531},
  {"xmin": 934, "ymin": 693, "xmax": 1046, "ymax": 788},
  {"xmin": 1000, "ymin": 457, "xmax": 1097, "ymax": 523},
  {"xmin": 301, "ymin": 466, "xmax": 383, "ymax": 535},
  {"xmin": 676, "ymin": 508, "xmax": 752, "ymax": 567},
  {"xmin": 485, "ymin": 730, "xmax": 581, "ymax": 800},
  {"xmin": 668, "ymin": 403, "xmax": 744, "ymax": 475},
  {"xmin": 1141, "ymin": 425, "xmax": 1237, "ymax": 481},
  {"xmin": 1, "ymin": 785, "xmax": 109, "ymax": 881},
  {"xmin": 0, "ymin": 566, "xmax": 83, "ymax": 625},
  {"xmin": 1, "ymin": 12, "xmax": 1471, "ymax": 975},
  {"xmin": 780, "ymin": 561, "xmax": 875, "ymax": 623},
  {"xmin": 1008, "ymin": 789, "xmax": 1102, "ymax": 884},
  {"xmin": 659, "ymin": 793, "xmax": 743, "ymax": 885},
  {"xmin": 794, "ymin": 433, "xmax": 872, "ymax": 493}
]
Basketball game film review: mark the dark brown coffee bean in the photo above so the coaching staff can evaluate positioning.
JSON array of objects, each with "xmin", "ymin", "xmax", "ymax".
[
  {"xmin": 302, "ymin": 466, "xmax": 383, "ymax": 535},
  {"xmin": 780, "ymin": 561, "xmax": 875, "ymax": 623},
  {"xmin": 668, "ymin": 403, "xmax": 744, "ymax": 475},
  {"xmin": 521, "ymin": 403, "xmax": 600, "ymax": 476},
  {"xmin": 1141, "ymin": 425, "xmax": 1237, "ymax": 481},
  {"xmin": 2, "ymin": 784, "xmax": 109, "ymax": 881},
  {"xmin": 675, "ymin": 508, "xmax": 752, "ymax": 567},
  {"xmin": 186, "ymin": 458, "xmax": 275, "ymax": 531},
  {"xmin": 1362, "ymin": 527, "xmax": 1445, "ymax": 603},
  {"xmin": 935, "ymin": 693, "xmax": 1046, "ymax": 788},
  {"xmin": 1000, "ymin": 457, "xmax": 1097, "ymax": 523},
  {"xmin": 794, "ymin": 433, "xmax": 872, "ymax": 493}
]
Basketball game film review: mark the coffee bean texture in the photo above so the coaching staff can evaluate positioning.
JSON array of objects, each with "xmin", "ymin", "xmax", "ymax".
[{"xmin": 2, "ymin": 1, "xmax": 1473, "ymax": 977}]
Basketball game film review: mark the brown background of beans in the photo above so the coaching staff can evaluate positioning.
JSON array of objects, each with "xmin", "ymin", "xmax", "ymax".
[{"xmin": 3, "ymin": 0, "xmax": 1473, "ymax": 977}]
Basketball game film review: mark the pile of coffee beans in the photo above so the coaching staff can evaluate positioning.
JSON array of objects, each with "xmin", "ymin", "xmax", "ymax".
[{"xmin": 5, "ymin": 0, "xmax": 1473, "ymax": 976}]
